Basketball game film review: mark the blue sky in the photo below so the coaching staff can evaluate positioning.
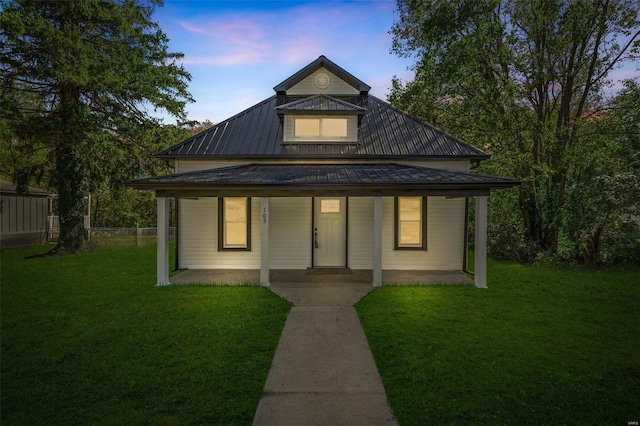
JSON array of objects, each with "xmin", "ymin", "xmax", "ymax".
[
  {"xmin": 153, "ymin": 0, "xmax": 415, "ymax": 124},
  {"xmin": 152, "ymin": 1, "xmax": 638, "ymax": 125}
]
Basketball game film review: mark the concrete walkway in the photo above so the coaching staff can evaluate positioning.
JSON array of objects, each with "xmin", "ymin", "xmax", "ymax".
[{"xmin": 253, "ymin": 280, "xmax": 397, "ymax": 425}]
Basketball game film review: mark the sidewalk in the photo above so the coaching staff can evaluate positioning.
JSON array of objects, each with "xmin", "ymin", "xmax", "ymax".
[{"xmin": 252, "ymin": 280, "xmax": 397, "ymax": 425}]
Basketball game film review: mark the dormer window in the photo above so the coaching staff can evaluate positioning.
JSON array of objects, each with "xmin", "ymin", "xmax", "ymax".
[
  {"xmin": 285, "ymin": 115, "xmax": 355, "ymax": 142},
  {"xmin": 294, "ymin": 117, "xmax": 348, "ymax": 138}
]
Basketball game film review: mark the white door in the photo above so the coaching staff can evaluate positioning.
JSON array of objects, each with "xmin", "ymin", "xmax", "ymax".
[{"xmin": 314, "ymin": 197, "xmax": 347, "ymax": 267}]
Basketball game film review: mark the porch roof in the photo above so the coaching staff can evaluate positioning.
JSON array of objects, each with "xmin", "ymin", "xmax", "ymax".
[{"xmin": 130, "ymin": 163, "xmax": 519, "ymax": 197}]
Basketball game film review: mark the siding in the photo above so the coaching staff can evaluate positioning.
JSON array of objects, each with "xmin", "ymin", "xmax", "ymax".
[
  {"xmin": 178, "ymin": 194, "xmax": 466, "ymax": 271},
  {"xmin": 287, "ymin": 68, "xmax": 360, "ymax": 96},
  {"xmin": 348, "ymin": 196, "xmax": 466, "ymax": 270},
  {"xmin": 0, "ymin": 195, "xmax": 48, "ymax": 235},
  {"xmin": 178, "ymin": 197, "xmax": 261, "ymax": 269},
  {"xmin": 382, "ymin": 196, "xmax": 465, "ymax": 270},
  {"xmin": 268, "ymin": 198, "xmax": 312, "ymax": 269},
  {"xmin": 348, "ymin": 197, "xmax": 374, "ymax": 268}
]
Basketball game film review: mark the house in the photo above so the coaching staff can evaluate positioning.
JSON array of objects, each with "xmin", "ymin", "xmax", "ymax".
[
  {"xmin": 0, "ymin": 180, "xmax": 54, "ymax": 249},
  {"xmin": 130, "ymin": 56, "xmax": 518, "ymax": 287}
]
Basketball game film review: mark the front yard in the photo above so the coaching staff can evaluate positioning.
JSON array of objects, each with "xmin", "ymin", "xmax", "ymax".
[
  {"xmin": 357, "ymin": 260, "xmax": 640, "ymax": 425},
  {"xmin": 0, "ymin": 244, "xmax": 291, "ymax": 425},
  {"xmin": 2, "ymin": 244, "xmax": 638, "ymax": 425}
]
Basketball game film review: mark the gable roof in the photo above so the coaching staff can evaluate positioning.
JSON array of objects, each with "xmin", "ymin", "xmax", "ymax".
[
  {"xmin": 275, "ymin": 94, "xmax": 366, "ymax": 115},
  {"xmin": 159, "ymin": 95, "xmax": 489, "ymax": 160},
  {"xmin": 273, "ymin": 55, "xmax": 371, "ymax": 94}
]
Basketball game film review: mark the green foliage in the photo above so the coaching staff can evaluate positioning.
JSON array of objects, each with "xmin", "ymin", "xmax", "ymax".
[
  {"xmin": 0, "ymin": 0, "xmax": 193, "ymax": 252},
  {"xmin": 390, "ymin": 0, "xmax": 640, "ymax": 264},
  {"xmin": 1, "ymin": 244, "xmax": 291, "ymax": 424},
  {"xmin": 357, "ymin": 260, "xmax": 640, "ymax": 425}
]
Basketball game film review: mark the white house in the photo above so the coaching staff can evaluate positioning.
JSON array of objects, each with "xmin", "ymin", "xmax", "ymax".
[{"xmin": 131, "ymin": 56, "xmax": 518, "ymax": 287}]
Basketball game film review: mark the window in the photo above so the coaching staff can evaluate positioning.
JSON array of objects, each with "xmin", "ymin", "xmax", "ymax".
[
  {"xmin": 218, "ymin": 197, "xmax": 251, "ymax": 250},
  {"xmin": 320, "ymin": 199, "xmax": 341, "ymax": 213},
  {"xmin": 293, "ymin": 117, "xmax": 348, "ymax": 139},
  {"xmin": 395, "ymin": 197, "xmax": 427, "ymax": 250}
]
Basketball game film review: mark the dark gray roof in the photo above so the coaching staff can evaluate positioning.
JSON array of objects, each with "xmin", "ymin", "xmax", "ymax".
[
  {"xmin": 131, "ymin": 164, "xmax": 517, "ymax": 194},
  {"xmin": 273, "ymin": 55, "xmax": 371, "ymax": 94},
  {"xmin": 159, "ymin": 95, "xmax": 489, "ymax": 160},
  {"xmin": 275, "ymin": 94, "xmax": 366, "ymax": 115}
]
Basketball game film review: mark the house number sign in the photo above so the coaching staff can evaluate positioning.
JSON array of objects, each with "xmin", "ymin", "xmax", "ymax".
[{"xmin": 262, "ymin": 207, "xmax": 268, "ymax": 224}]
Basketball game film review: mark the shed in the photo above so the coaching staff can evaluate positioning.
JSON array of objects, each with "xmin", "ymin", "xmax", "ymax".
[{"xmin": 0, "ymin": 180, "xmax": 54, "ymax": 249}]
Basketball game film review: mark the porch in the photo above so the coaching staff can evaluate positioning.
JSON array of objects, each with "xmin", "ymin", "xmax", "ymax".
[{"xmin": 169, "ymin": 268, "xmax": 473, "ymax": 286}]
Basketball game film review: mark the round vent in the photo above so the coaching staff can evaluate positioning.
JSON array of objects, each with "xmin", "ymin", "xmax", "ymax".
[{"xmin": 314, "ymin": 73, "xmax": 331, "ymax": 89}]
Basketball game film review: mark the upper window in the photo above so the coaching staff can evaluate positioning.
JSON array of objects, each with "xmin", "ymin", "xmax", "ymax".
[
  {"xmin": 395, "ymin": 197, "xmax": 427, "ymax": 250},
  {"xmin": 284, "ymin": 115, "xmax": 356, "ymax": 142},
  {"xmin": 294, "ymin": 117, "xmax": 348, "ymax": 139},
  {"xmin": 218, "ymin": 197, "xmax": 251, "ymax": 250}
]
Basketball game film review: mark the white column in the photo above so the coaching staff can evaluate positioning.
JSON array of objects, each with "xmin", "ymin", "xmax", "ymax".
[
  {"xmin": 373, "ymin": 196, "xmax": 383, "ymax": 287},
  {"xmin": 157, "ymin": 197, "xmax": 170, "ymax": 286},
  {"xmin": 260, "ymin": 197, "xmax": 270, "ymax": 287},
  {"xmin": 474, "ymin": 195, "xmax": 488, "ymax": 288}
]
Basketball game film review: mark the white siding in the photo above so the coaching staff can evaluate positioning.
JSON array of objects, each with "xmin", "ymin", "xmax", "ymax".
[
  {"xmin": 348, "ymin": 196, "xmax": 466, "ymax": 271},
  {"xmin": 178, "ymin": 195, "xmax": 466, "ymax": 271},
  {"xmin": 348, "ymin": 197, "xmax": 374, "ymax": 268},
  {"xmin": 268, "ymin": 198, "xmax": 312, "ymax": 269},
  {"xmin": 383, "ymin": 196, "xmax": 465, "ymax": 270},
  {"xmin": 287, "ymin": 67, "xmax": 360, "ymax": 95},
  {"xmin": 178, "ymin": 197, "xmax": 261, "ymax": 269},
  {"xmin": 175, "ymin": 161, "xmax": 247, "ymax": 173}
]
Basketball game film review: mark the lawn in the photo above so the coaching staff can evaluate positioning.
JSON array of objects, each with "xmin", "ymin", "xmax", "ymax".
[
  {"xmin": 1, "ymin": 244, "xmax": 291, "ymax": 425},
  {"xmin": 357, "ymin": 260, "xmax": 640, "ymax": 425}
]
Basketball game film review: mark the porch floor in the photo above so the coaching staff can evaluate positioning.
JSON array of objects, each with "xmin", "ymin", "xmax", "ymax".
[{"xmin": 169, "ymin": 268, "xmax": 473, "ymax": 286}]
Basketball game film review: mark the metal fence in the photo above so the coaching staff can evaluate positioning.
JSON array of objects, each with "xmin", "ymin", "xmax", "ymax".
[{"xmin": 89, "ymin": 227, "xmax": 176, "ymax": 247}]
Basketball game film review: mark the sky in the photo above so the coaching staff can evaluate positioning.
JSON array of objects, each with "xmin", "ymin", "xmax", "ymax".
[
  {"xmin": 152, "ymin": 0, "xmax": 415, "ymax": 124},
  {"xmin": 152, "ymin": 0, "xmax": 639, "ymax": 125}
]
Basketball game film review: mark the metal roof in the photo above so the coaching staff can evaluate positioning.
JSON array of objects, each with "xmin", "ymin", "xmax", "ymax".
[
  {"xmin": 0, "ymin": 179, "xmax": 55, "ymax": 196},
  {"xmin": 159, "ymin": 95, "xmax": 489, "ymax": 160},
  {"xmin": 275, "ymin": 94, "xmax": 366, "ymax": 115},
  {"xmin": 130, "ymin": 164, "xmax": 518, "ymax": 197},
  {"xmin": 273, "ymin": 55, "xmax": 371, "ymax": 94}
]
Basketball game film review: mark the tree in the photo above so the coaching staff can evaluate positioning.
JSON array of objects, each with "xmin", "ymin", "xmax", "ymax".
[
  {"xmin": 390, "ymin": 0, "xmax": 639, "ymax": 260},
  {"xmin": 0, "ymin": 0, "xmax": 192, "ymax": 253}
]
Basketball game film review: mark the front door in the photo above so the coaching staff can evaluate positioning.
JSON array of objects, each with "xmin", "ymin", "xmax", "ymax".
[{"xmin": 313, "ymin": 197, "xmax": 347, "ymax": 267}]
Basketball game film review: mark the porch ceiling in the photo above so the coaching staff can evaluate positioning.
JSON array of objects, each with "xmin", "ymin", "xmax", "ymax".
[{"xmin": 129, "ymin": 163, "xmax": 519, "ymax": 198}]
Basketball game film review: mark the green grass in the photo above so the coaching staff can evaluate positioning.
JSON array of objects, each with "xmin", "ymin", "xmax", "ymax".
[
  {"xmin": 1, "ymin": 244, "xmax": 291, "ymax": 425},
  {"xmin": 357, "ymin": 260, "xmax": 640, "ymax": 425}
]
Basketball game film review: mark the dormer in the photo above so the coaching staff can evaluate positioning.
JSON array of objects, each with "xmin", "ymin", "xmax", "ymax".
[
  {"xmin": 274, "ymin": 56, "xmax": 369, "ymax": 143},
  {"xmin": 276, "ymin": 94, "xmax": 365, "ymax": 143}
]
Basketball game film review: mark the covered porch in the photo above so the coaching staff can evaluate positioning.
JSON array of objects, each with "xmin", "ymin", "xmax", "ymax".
[{"xmin": 130, "ymin": 163, "xmax": 519, "ymax": 289}]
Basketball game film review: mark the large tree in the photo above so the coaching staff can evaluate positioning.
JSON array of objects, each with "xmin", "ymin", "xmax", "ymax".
[
  {"xmin": 0, "ymin": 0, "xmax": 192, "ymax": 253},
  {"xmin": 390, "ymin": 0, "xmax": 639, "ymax": 259}
]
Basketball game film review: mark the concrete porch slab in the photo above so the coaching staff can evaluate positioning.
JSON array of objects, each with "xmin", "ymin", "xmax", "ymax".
[{"xmin": 170, "ymin": 268, "xmax": 472, "ymax": 286}]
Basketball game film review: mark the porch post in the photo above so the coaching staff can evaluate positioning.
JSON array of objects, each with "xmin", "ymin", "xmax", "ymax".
[
  {"xmin": 157, "ymin": 197, "xmax": 170, "ymax": 286},
  {"xmin": 474, "ymin": 195, "xmax": 488, "ymax": 288},
  {"xmin": 260, "ymin": 197, "xmax": 270, "ymax": 286},
  {"xmin": 373, "ymin": 196, "xmax": 383, "ymax": 287}
]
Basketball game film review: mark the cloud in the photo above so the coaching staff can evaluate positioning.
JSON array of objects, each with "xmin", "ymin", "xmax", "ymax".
[{"xmin": 174, "ymin": 2, "xmax": 391, "ymax": 67}]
